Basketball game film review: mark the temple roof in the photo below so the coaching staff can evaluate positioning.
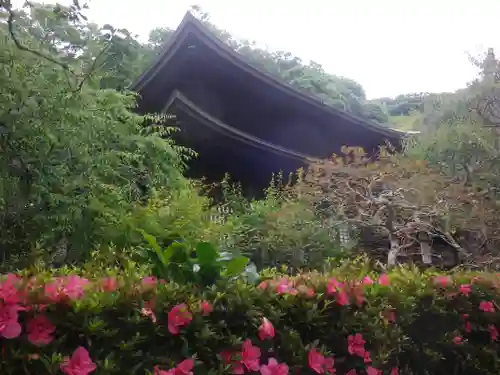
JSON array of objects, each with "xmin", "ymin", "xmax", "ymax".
[
  {"xmin": 131, "ymin": 11, "xmax": 403, "ymax": 143},
  {"xmin": 164, "ymin": 90, "xmax": 316, "ymax": 162}
]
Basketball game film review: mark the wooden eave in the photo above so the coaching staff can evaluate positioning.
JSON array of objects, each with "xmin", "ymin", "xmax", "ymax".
[
  {"xmin": 164, "ymin": 90, "xmax": 317, "ymax": 162},
  {"xmin": 131, "ymin": 12, "xmax": 403, "ymax": 143}
]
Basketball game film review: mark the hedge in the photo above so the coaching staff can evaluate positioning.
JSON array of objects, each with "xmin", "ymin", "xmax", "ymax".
[{"xmin": 1, "ymin": 268, "xmax": 500, "ymax": 375}]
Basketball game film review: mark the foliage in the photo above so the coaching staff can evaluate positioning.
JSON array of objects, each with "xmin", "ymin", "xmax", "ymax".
[
  {"xmin": 137, "ymin": 233, "xmax": 250, "ymax": 286},
  {"xmin": 213, "ymin": 177, "xmax": 349, "ymax": 271},
  {"xmin": 405, "ymin": 122, "xmax": 500, "ymax": 186},
  {"xmin": 298, "ymin": 149, "xmax": 500, "ymax": 267},
  {"xmin": 2, "ymin": 264, "xmax": 500, "ymax": 374},
  {"xmin": 0, "ymin": 2, "xmax": 192, "ymax": 265}
]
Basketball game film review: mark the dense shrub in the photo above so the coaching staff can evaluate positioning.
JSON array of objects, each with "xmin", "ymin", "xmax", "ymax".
[
  {"xmin": 215, "ymin": 178, "xmax": 348, "ymax": 271},
  {"xmin": 2, "ymin": 264, "xmax": 500, "ymax": 374}
]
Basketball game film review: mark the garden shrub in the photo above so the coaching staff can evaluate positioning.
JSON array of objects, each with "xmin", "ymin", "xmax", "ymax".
[
  {"xmin": 215, "ymin": 177, "xmax": 349, "ymax": 271},
  {"xmin": 2, "ymin": 265, "xmax": 500, "ymax": 374}
]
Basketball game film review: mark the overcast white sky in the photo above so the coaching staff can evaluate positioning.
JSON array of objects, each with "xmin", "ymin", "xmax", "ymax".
[{"xmin": 12, "ymin": 0, "xmax": 500, "ymax": 99}]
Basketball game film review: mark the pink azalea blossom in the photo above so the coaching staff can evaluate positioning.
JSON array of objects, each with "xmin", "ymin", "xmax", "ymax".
[
  {"xmin": 0, "ymin": 274, "xmax": 22, "ymax": 305},
  {"xmin": 141, "ymin": 299, "xmax": 157, "ymax": 324},
  {"xmin": 258, "ymin": 281, "xmax": 269, "ymax": 290},
  {"xmin": 347, "ymin": 333, "xmax": 366, "ymax": 357},
  {"xmin": 60, "ymin": 347, "xmax": 96, "ymax": 375},
  {"xmin": 362, "ymin": 276, "xmax": 374, "ymax": 286},
  {"xmin": 366, "ymin": 367, "xmax": 381, "ymax": 375},
  {"xmin": 378, "ymin": 274, "xmax": 390, "ymax": 286},
  {"xmin": 27, "ymin": 314, "xmax": 55, "ymax": 346},
  {"xmin": 479, "ymin": 301, "xmax": 495, "ymax": 313},
  {"xmin": 100, "ymin": 277, "xmax": 117, "ymax": 292},
  {"xmin": 275, "ymin": 278, "xmax": 297, "ymax": 295},
  {"xmin": 258, "ymin": 317, "xmax": 275, "ymax": 340},
  {"xmin": 390, "ymin": 368, "xmax": 399, "ymax": 375},
  {"xmin": 326, "ymin": 278, "xmax": 344, "ymax": 295},
  {"xmin": 142, "ymin": 276, "xmax": 157, "ymax": 287},
  {"xmin": 44, "ymin": 275, "xmax": 88, "ymax": 302},
  {"xmin": 200, "ymin": 300, "xmax": 213, "ymax": 316},
  {"xmin": 346, "ymin": 370, "xmax": 358, "ymax": 375},
  {"xmin": 335, "ymin": 291, "xmax": 349, "ymax": 306},
  {"xmin": 453, "ymin": 336, "xmax": 463, "ymax": 345},
  {"xmin": 464, "ymin": 320, "xmax": 471, "ymax": 333},
  {"xmin": 433, "ymin": 276, "xmax": 451, "ymax": 287},
  {"xmin": 489, "ymin": 325, "xmax": 498, "ymax": 341},
  {"xmin": 297, "ymin": 285, "xmax": 315, "ymax": 297},
  {"xmin": 154, "ymin": 359, "xmax": 194, "ymax": 375},
  {"xmin": 167, "ymin": 304, "xmax": 192, "ymax": 335},
  {"xmin": 0, "ymin": 303, "xmax": 22, "ymax": 339},
  {"xmin": 459, "ymin": 284, "xmax": 472, "ymax": 296},
  {"xmin": 308, "ymin": 348, "xmax": 335, "ymax": 374},
  {"xmin": 220, "ymin": 350, "xmax": 244, "ymax": 374},
  {"xmin": 260, "ymin": 358, "xmax": 289, "ymax": 375},
  {"xmin": 241, "ymin": 339, "xmax": 261, "ymax": 372}
]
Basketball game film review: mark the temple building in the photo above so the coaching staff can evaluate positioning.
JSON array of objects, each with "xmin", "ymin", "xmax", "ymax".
[{"xmin": 131, "ymin": 12, "xmax": 403, "ymax": 195}]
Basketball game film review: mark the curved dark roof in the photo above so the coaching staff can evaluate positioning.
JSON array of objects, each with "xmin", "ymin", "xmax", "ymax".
[
  {"xmin": 164, "ymin": 90, "xmax": 317, "ymax": 162},
  {"xmin": 131, "ymin": 12, "xmax": 402, "ymax": 142}
]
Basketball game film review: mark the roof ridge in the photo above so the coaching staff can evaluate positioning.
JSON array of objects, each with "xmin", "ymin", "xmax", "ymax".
[
  {"xmin": 164, "ymin": 90, "xmax": 318, "ymax": 162},
  {"xmin": 131, "ymin": 11, "xmax": 402, "ymax": 140}
]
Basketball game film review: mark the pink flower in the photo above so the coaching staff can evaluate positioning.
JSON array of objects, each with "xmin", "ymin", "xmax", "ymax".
[
  {"xmin": 275, "ymin": 278, "xmax": 297, "ymax": 295},
  {"xmin": 142, "ymin": 276, "xmax": 157, "ymax": 286},
  {"xmin": 0, "ymin": 274, "xmax": 22, "ymax": 305},
  {"xmin": 453, "ymin": 335, "xmax": 463, "ymax": 345},
  {"xmin": 336, "ymin": 291, "xmax": 350, "ymax": 306},
  {"xmin": 459, "ymin": 284, "xmax": 472, "ymax": 296},
  {"xmin": 168, "ymin": 304, "xmax": 192, "ymax": 335},
  {"xmin": 258, "ymin": 281, "xmax": 269, "ymax": 290},
  {"xmin": 479, "ymin": 301, "xmax": 495, "ymax": 313},
  {"xmin": 383, "ymin": 310, "xmax": 396, "ymax": 323},
  {"xmin": 464, "ymin": 321, "xmax": 471, "ymax": 333},
  {"xmin": 141, "ymin": 299, "xmax": 157, "ymax": 324},
  {"xmin": 433, "ymin": 276, "xmax": 451, "ymax": 287},
  {"xmin": 220, "ymin": 351, "xmax": 244, "ymax": 374},
  {"xmin": 60, "ymin": 347, "xmax": 96, "ymax": 375},
  {"xmin": 62, "ymin": 275, "xmax": 88, "ymax": 300},
  {"xmin": 346, "ymin": 370, "xmax": 358, "ymax": 375},
  {"xmin": 260, "ymin": 358, "xmax": 289, "ymax": 375},
  {"xmin": 326, "ymin": 278, "xmax": 344, "ymax": 295},
  {"xmin": 0, "ymin": 303, "xmax": 21, "ymax": 339},
  {"xmin": 363, "ymin": 351, "xmax": 372, "ymax": 364},
  {"xmin": 297, "ymin": 285, "xmax": 315, "ymax": 297},
  {"xmin": 27, "ymin": 314, "xmax": 55, "ymax": 346},
  {"xmin": 154, "ymin": 359, "xmax": 194, "ymax": 375},
  {"xmin": 347, "ymin": 333, "xmax": 366, "ymax": 357},
  {"xmin": 200, "ymin": 300, "xmax": 213, "ymax": 316},
  {"xmin": 362, "ymin": 276, "xmax": 374, "ymax": 286},
  {"xmin": 489, "ymin": 325, "xmax": 498, "ymax": 341},
  {"xmin": 390, "ymin": 368, "xmax": 399, "ymax": 375},
  {"xmin": 366, "ymin": 367, "xmax": 381, "ymax": 375},
  {"xmin": 100, "ymin": 277, "xmax": 117, "ymax": 292},
  {"xmin": 258, "ymin": 317, "xmax": 275, "ymax": 340},
  {"xmin": 378, "ymin": 274, "xmax": 390, "ymax": 286},
  {"xmin": 308, "ymin": 348, "xmax": 335, "ymax": 374},
  {"xmin": 241, "ymin": 339, "xmax": 261, "ymax": 372},
  {"xmin": 44, "ymin": 276, "xmax": 88, "ymax": 302}
]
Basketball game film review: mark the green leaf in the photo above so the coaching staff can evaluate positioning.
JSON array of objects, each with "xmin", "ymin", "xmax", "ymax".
[
  {"xmin": 137, "ymin": 229, "xmax": 165, "ymax": 264},
  {"xmin": 162, "ymin": 242, "xmax": 183, "ymax": 264},
  {"xmin": 225, "ymin": 256, "xmax": 249, "ymax": 277},
  {"xmin": 196, "ymin": 242, "xmax": 219, "ymax": 265}
]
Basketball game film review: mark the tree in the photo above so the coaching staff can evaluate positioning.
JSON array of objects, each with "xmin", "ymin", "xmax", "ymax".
[{"xmin": 0, "ymin": 1, "xmax": 191, "ymax": 264}]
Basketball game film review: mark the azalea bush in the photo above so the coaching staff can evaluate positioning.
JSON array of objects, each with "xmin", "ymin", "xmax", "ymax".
[{"xmin": 1, "ymin": 266, "xmax": 500, "ymax": 375}]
